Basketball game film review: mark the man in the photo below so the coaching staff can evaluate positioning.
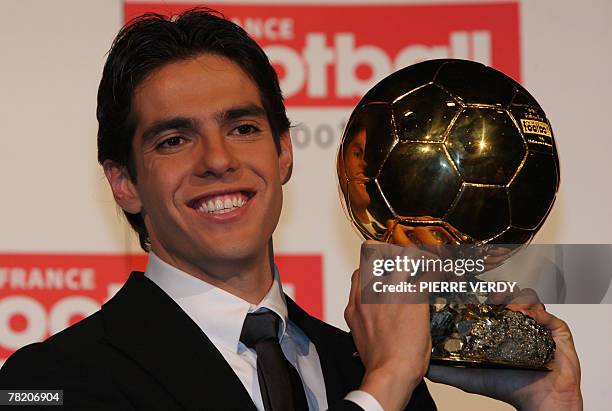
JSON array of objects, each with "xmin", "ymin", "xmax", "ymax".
[{"xmin": 0, "ymin": 8, "xmax": 582, "ymax": 411}]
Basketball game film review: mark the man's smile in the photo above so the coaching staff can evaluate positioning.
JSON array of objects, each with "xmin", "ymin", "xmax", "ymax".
[{"xmin": 188, "ymin": 189, "xmax": 256, "ymax": 216}]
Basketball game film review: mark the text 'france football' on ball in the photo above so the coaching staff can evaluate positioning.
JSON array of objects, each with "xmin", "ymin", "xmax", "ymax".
[{"xmin": 337, "ymin": 59, "xmax": 559, "ymax": 245}]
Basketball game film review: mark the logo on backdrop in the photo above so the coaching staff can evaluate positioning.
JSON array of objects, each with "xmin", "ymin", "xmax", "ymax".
[
  {"xmin": 0, "ymin": 254, "xmax": 322, "ymax": 365},
  {"xmin": 126, "ymin": 2, "xmax": 521, "ymax": 106}
]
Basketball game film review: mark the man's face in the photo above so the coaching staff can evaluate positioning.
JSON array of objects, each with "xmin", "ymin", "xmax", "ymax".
[{"xmin": 114, "ymin": 54, "xmax": 292, "ymax": 274}]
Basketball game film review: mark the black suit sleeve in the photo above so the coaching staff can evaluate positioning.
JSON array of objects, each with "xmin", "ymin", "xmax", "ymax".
[{"xmin": 0, "ymin": 343, "xmax": 134, "ymax": 411}]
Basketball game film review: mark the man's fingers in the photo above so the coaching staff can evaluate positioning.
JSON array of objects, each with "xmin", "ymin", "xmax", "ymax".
[
  {"xmin": 486, "ymin": 289, "xmax": 509, "ymax": 304},
  {"xmin": 506, "ymin": 302, "xmax": 546, "ymax": 313},
  {"xmin": 484, "ymin": 283, "xmax": 520, "ymax": 305},
  {"xmin": 391, "ymin": 224, "xmax": 414, "ymax": 245},
  {"xmin": 485, "ymin": 286, "xmax": 544, "ymax": 311},
  {"xmin": 345, "ymin": 269, "xmax": 360, "ymax": 328},
  {"xmin": 413, "ymin": 226, "xmax": 453, "ymax": 245},
  {"xmin": 506, "ymin": 288, "xmax": 544, "ymax": 311},
  {"xmin": 345, "ymin": 269, "xmax": 360, "ymax": 321},
  {"xmin": 519, "ymin": 309, "xmax": 568, "ymax": 336},
  {"xmin": 412, "ymin": 227, "xmax": 439, "ymax": 244},
  {"xmin": 353, "ymin": 269, "xmax": 362, "ymax": 306},
  {"xmin": 348, "ymin": 269, "xmax": 359, "ymax": 304}
]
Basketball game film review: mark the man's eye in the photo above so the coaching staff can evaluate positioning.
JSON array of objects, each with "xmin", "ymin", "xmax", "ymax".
[
  {"xmin": 157, "ymin": 136, "xmax": 185, "ymax": 149},
  {"xmin": 233, "ymin": 124, "xmax": 259, "ymax": 135}
]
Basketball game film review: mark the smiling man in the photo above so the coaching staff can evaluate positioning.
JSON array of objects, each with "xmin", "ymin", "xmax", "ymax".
[{"xmin": 0, "ymin": 8, "xmax": 583, "ymax": 411}]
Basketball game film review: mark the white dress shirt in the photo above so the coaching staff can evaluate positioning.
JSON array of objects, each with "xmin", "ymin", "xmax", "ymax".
[{"xmin": 144, "ymin": 252, "xmax": 383, "ymax": 411}]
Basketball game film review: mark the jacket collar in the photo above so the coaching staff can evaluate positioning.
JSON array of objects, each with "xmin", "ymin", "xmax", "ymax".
[
  {"xmin": 101, "ymin": 271, "xmax": 258, "ymax": 411},
  {"xmin": 286, "ymin": 296, "xmax": 364, "ymax": 404}
]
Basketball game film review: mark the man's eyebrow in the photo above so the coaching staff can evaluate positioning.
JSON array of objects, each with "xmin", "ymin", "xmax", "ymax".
[
  {"xmin": 141, "ymin": 117, "xmax": 199, "ymax": 144},
  {"xmin": 214, "ymin": 104, "xmax": 267, "ymax": 123}
]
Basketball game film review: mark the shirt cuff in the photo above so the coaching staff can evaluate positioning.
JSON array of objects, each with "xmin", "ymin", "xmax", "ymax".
[{"xmin": 344, "ymin": 390, "xmax": 384, "ymax": 411}]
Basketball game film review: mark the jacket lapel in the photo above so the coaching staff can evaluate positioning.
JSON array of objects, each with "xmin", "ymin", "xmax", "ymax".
[
  {"xmin": 101, "ymin": 272, "xmax": 257, "ymax": 411},
  {"xmin": 286, "ymin": 297, "xmax": 364, "ymax": 405}
]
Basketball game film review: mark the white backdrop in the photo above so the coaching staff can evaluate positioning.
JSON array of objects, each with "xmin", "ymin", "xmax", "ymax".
[{"xmin": 1, "ymin": 1, "xmax": 611, "ymax": 410}]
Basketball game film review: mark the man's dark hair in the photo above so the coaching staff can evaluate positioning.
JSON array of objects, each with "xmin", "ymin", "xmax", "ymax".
[{"xmin": 96, "ymin": 7, "xmax": 290, "ymax": 252}]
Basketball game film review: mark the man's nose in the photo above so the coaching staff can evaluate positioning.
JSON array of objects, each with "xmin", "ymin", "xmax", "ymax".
[{"xmin": 194, "ymin": 135, "xmax": 240, "ymax": 178}]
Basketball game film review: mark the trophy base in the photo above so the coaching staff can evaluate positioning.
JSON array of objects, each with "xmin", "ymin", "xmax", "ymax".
[
  {"xmin": 430, "ymin": 303, "xmax": 555, "ymax": 370},
  {"xmin": 430, "ymin": 355, "xmax": 552, "ymax": 371}
]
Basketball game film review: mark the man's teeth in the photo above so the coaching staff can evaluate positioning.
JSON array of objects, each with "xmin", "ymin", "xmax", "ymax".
[{"xmin": 198, "ymin": 194, "xmax": 248, "ymax": 214}]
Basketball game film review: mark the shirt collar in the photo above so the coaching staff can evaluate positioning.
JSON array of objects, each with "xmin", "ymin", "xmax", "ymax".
[{"xmin": 144, "ymin": 252, "xmax": 289, "ymax": 353}]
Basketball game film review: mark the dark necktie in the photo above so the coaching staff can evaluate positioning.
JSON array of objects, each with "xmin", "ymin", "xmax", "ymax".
[{"xmin": 240, "ymin": 311, "xmax": 309, "ymax": 411}]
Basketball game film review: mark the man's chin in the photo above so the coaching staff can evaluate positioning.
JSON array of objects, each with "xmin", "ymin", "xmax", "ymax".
[{"xmin": 191, "ymin": 242, "xmax": 267, "ymax": 266}]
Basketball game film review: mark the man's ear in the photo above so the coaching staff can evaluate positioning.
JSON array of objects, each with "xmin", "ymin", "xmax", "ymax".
[
  {"xmin": 103, "ymin": 160, "xmax": 143, "ymax": 214},
  {"xmin": 278, "ymin": 131, "xmax": 293, "ymax": 185}
]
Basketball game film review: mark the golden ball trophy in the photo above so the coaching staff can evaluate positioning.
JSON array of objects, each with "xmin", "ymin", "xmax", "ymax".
[{"xmin": 337, "ymin": 59, "xmax": 558, "ymax": 369}]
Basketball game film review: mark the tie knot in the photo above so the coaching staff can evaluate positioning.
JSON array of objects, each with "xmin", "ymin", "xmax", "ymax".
[{"xmin": 240, "ymin": 311, "xmax": 280, "ymax": 349}]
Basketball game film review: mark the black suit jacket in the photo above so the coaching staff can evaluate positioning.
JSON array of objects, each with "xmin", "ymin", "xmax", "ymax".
[{"xmin": 0, "ymin": 272, "xmax": 436, "ymax": 410}]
